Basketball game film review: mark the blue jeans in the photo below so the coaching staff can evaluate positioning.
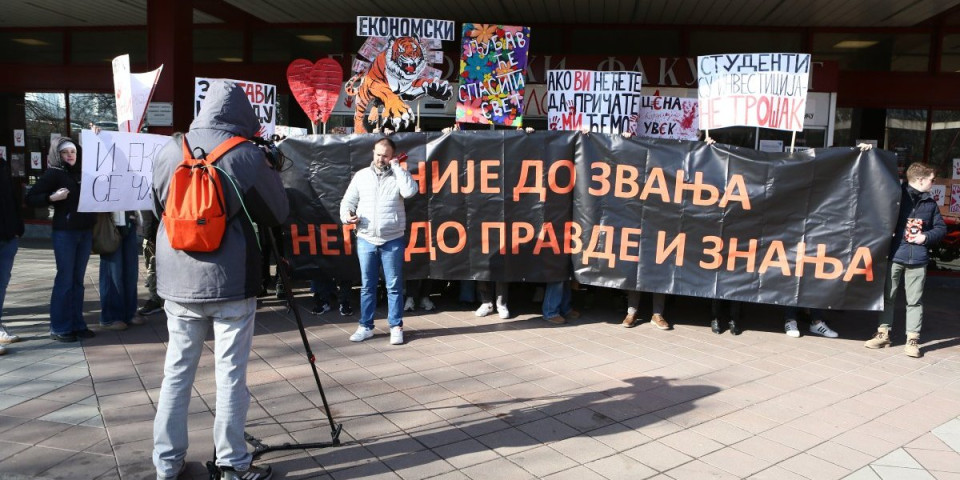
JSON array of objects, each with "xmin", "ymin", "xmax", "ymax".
[
  {"xmin": 99, "ymin": 227, "xmax": 139, "ymax": 325},
  {"xmin": 357, "ymin": 237, "xmax": 404, "ymax": 329},
  {"xmin": 0, "ymin": 237, "xmax": 17, "ymax": 323},
  {"xmin": 153, "ymin": 298, "xmax": 257, "ymax": 476},
  {"xmin": 51, "ymin": 229, "xmax": 92, "ymax": 335},
  {"xmin": 543, "ymin": 281, "xmax": 572, "ymax": 318}
]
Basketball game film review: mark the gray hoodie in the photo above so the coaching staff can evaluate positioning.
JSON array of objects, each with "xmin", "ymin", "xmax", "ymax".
[{"xmin": 152, "ymin": 80, "xmax": 289, "ymax": 303}]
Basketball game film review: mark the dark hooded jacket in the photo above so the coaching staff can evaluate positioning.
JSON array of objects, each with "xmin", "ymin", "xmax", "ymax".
[
  {"xmin": 152, "ymin": 80, "xmax": 289, "ymax": 303},
  {"xmin": 889, "ymin": 183, "xmax": 946, "ymax": 267},
  {"xmin": 25, "ymin": 137, "xmax": 96, "ymax": 231},
  {"xmin": 0, "ymin": 155, "xmax": 25, "ymax": 241}
]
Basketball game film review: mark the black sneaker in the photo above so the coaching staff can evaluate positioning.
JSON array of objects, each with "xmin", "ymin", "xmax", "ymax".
[
  {"xmin": 137, "ymin": 298, "xmax": 164, "ymax": 316},
  {"xmin": 339, "ymin": 303, "xmax": 353, "ymax": 316},
  {"xmin": 74, "ymin": 329, "xmax": 96, "ymax": 339},
  {"xmin": 50, "ymin": 332, "xmax": 78, "ymax": 343},
  {"xmin": 220, "ymin": 464, "xmax": 273, "ymax": 480},
  {"xmin": 310, "ymin": 302, "xmax": 332, "ymax": 315}
]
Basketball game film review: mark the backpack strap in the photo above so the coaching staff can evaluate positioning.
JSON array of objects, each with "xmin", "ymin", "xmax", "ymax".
[{"xmin": 180, "ymin": 136, "xmax": 247, "ymax": 164}]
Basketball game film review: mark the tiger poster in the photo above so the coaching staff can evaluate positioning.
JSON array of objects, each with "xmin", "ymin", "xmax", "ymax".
[
  {"xmin": 456, "ymin": 23, "xmax": 531, "ymax": 127},
  {"xmin": 348, "ymin": 16, "xmax": 454, "ymax": 133}
]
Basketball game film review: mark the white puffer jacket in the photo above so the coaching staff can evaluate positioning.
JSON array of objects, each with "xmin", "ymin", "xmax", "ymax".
[{"xmin": 340, "ymin": 162, "xmax": 418, "ymax": 245}]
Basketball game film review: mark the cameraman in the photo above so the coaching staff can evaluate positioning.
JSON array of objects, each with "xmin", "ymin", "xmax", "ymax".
[{"xmin": 151, "ymin": 80, "xmax": 288, "ymax": 480}]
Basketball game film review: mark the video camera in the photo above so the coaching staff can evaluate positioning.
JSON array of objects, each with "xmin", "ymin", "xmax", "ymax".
[{"xmin": 251, "ymin": 135, "xmax": 286, "ymax": 172}]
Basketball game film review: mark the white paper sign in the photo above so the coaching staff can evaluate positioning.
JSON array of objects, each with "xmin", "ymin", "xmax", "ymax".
[
  {"xmin": 547, "ymin": 70, "xmax": 643, "ymax": 134},
  {"xmin": 697, "ymin": 53, "xmax": 811, "ymax": 132},
  {"xmin": 952, "ymin": 158, "xmax": 960, "ymax": 180},
  {"xmin": 30, "ymin": 152, "xmax": 41, "ymax": 169},
  {"xmin": 0, "ymin": 146, "xmax": 6, "ymax": 161},
  {"xmin": 78, "ymin": 129, "xmax": 169, "ymax": 212},
  {"xmin": 13, "ymin": 129, "xmax": 25, "ymax": 147},
  {"xmin": 195, "ymin": 78, "xmax": 276, "ymax": 138},
  {"xmin": 634, "ymin": 96, "xmax": 699, "ymax": 140},
  {"xmin": 113, "ymin": 54, "xmax": 163, "ymax": 133}
]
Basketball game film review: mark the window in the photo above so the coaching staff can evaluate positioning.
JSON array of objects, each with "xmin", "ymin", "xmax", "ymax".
[
  {"xmin": 253, "ymin": 28, "xmax": 343, "ymax": 63},
  {"xmin": 0, "ymin": 31, "xmax": 63, "ymax": 64},
  {"xmin": 689, "ymin": 31, "xmax": 803, "ymax": 56},
  {"xmin": 928, "ymin": 110, "xmax": 960, "ymax": 176},
  {"xmin": 885, "ymin": 109, "xmax": 928, "ymax": 172},
  {"xmin": 68, "ymin": 93, "xmax": 117, "ymax": 137},
  {"xmin": 71, "ymin": 30, "xmax": 147, "ymax": 65},
  {"xmin": 813, "ymin": 33, "xmax": 929, "ymax": 72},
  {"xmin": 194, "ymin": 29, "xmax": 243, "ymax": 63}
]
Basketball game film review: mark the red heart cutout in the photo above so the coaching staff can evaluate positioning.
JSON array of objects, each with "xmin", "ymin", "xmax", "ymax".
[
  {"xmin": 287, "ymin": 59, "xmax": 321, "ymax": 122},
  {"xmin": 312, "ymin": 58, "xmax": 343, "ymax": 124}
]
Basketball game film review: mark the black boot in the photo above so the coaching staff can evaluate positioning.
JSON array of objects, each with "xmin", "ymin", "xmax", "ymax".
[
  {"xmin": 710, "ymin": 318, "xmax": 722, "ymax": 334},
  {"xmin": 728, "ymin": 319, "xmax": 741, "ymax": 336}
]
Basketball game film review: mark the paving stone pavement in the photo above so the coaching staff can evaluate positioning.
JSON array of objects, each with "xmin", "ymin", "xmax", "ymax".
[{"xmin": 0, "ymin": 239, "xmax": 958, "ymax": 480}]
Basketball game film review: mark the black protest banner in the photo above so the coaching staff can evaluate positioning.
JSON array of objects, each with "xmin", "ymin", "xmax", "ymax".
[{"xmin": 279, "ymin": 131, "xmax": 899, "ymax": 311}]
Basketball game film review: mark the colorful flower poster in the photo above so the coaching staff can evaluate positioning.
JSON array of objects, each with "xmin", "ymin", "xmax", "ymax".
[{"xmin": 457, "ymin": 23, "xmax": 531, "ymax": 127}]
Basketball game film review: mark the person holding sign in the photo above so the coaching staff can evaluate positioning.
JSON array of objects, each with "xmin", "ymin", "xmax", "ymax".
[
  {"xmin": 0, "ymin": 150, "xmax": 25, "ymax": 352},
  {"xmin": 340, "ymin": 137, "xmax": 418, "ymax": 345},
  {"xmin": 26, "ymin": 138, "xmax": 97, "ymax": 342},
  {"xmin": 865, "ymin": 161, "xmax": 946, "ymax": 358}
]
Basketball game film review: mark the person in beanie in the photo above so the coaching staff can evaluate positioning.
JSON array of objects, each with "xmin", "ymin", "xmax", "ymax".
[
  {"xmin": 0, "ymin": 149, "xmax": 25, "ymax": 353},
  {"xmin": 865, "ymin": 162, "xmax": 945, "ymax": 358},
  {"xmin": 26, "ymin": 137, "xmax": 97, "ymax": 342},
  {"xmin": 151, "ymin": 80, "xmax": 288, "ymax": 480}
]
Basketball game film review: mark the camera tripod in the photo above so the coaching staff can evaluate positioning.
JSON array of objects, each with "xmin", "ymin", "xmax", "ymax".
[{"xmin": 206, "ymin": 233, "xmax": 343, "ymax": 478}]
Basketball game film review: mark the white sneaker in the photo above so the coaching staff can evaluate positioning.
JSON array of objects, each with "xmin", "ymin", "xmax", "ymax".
[
  {"xmin": 497, "ymin": 306, "xmax": 510, "ymax": 319},
  {"xmin": 475, "ymin": 302, "xmax": 494, "ymax": 317},
  {"xmin": 349, "ymin": 326, "xmax": 374, "ymax": 342},
  {"xmin": 403, "ymin": 297, "xmax": 416, "ymax": 312},
  {"xmin": 420, "ymin": 297, "xmax": 436, "ymax": 311},
  {"xmin": 809, "ymin": 321, "xmax": 838, "ymax": 338},
  {"xmin": 390, "ymin": 326, "xmax": 404, "ymax": 345},
  {"xmin": 785, "ymin": 320, "xmax": 800, "ymax": 338},
  {"xmin": 0, "ymin": 329, "xmax": 20, "ymax": 344}
]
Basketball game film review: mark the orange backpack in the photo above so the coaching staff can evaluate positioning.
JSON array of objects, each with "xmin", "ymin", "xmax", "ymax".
[{"xmin": 163, "ymin": 136, "xmax": 246, "ymax": 252}]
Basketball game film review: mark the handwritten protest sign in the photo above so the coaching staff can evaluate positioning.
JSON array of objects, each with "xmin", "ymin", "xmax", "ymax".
[
  {"xmin": 112, "ymin": 54, "xmax": 163, "ymax": 133},
  {"xmin": 78, "ymin": 129, "xmax": 169, "ymax": 212},
  {"xmin": 195, "ymin": 78, "xmax": 276, "ymax": 138},
  {"xmin": 547, "ymin": 70, "xmax": 643, "ymax": 134},
  {"xmin": 456, "ymin": 24, "xmax": 530, "ymax": 127},
  {"xmin": 697, "ymin": 53, "xmax": 811, "ymax": 132},
  {"xmin": 634, "ymin": 96, "xmax": 699, "ymax": 140}
]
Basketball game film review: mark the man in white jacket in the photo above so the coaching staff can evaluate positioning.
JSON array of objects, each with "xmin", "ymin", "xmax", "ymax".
[{"xmin": 340, "ymin": 137, "xmax": 418, "ymax": 345}]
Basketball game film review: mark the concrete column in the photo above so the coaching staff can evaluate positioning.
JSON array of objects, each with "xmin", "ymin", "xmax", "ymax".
[{"xmin": 147, "ymin": 0, "xmax": 193, "ymax": 135}]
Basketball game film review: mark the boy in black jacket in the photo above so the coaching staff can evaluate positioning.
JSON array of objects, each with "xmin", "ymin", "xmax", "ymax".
[{"xmin": 865, "ymin": 162, "xmax": 946, "ymax": 357}]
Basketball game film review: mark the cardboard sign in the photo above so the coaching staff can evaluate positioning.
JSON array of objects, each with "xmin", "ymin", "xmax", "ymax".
[
  {"xmin": 456, "ymin": 23, "xmax": 531, "ymax": 127},
  {"xmin": 697, "ymin": 53, "xmax": 811, "ymax": 132},
  {"xmin": 348, "ymin": 18, "xmax": 452, "ymax": 133},
  {"xmin": 356, "ymin": 16, "xmax": 455, "ymax": 41},
  {"xmin": 547, "ymin": 70, "xmax": 643, "ymax": 134},
  {"xmin": 952, "ymin": 184, "xmax": 960, "ymax": 214},
  {"xmin": 634, "ymin": 96, "xmax": 699, "ymax": 140},
  {"xmin": 931, "ymin": 184, "xmax": 946, "ymax": 207},
  {"xmin": 77, "ymin": 129, "xmax": 169, "ymax": 212},
  {"xmin": 195, "ymin": 78, "xmax": 276, "ymax": 138},
  {"xmin": 112, "ymin": 54, "xmax": 163, "ymax": 133}
]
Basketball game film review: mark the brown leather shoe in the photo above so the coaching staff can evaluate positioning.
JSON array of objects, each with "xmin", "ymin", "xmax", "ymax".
[
  {"xmin": 622, "ymin": 313, "xmax": 638, "ymax": 328},
  {"xmin": 546, "ymin": 315, "xmax": 566, "ymax": 325},
  {"xmin": 650, "ymin": 314, "xmax": 671, "ymax": 330}
]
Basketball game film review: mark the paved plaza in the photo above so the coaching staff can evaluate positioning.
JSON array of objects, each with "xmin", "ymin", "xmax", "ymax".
[{"xmin": 0, "ymin": 239, "xmax": 958, "ymax": 479}]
